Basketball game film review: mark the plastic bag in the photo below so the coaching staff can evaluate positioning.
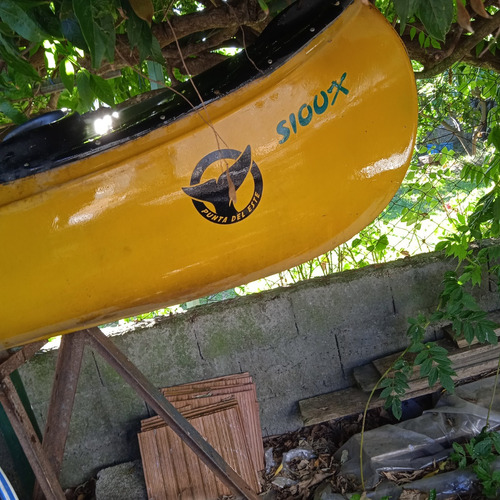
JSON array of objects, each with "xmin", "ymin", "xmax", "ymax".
[{"xmin": 336, "ymin": 390, "xmax": 500, "ymax": 489}]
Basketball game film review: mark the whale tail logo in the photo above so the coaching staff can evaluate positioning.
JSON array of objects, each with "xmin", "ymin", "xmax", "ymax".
[
  {"xmin": 182, "ymin": 145, "xmax": 252, "ymax": 218},
  {"xmin": 183, "ymin": 145, "xmax": 263, "ymax": 225}
]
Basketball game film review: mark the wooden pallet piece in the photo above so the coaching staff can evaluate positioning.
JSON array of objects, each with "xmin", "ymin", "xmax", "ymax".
[
  {"xmin": 354, "ymin": 351, "xmax": 500, "ymax": 395},
  {"xmin": 305, "ymin": 359, "xmax": 500, "ymax": 426},
  {"xmin": 372, "ymin": 337, "xmax": 500, "ymax": 381},
  {"xmin": 299, "ymin": 384, "xmax": 438, "ymax": 426}
]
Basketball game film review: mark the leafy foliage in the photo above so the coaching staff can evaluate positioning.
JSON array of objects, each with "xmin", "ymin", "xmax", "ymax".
[
  {"xmin": 379, "ymin": 359, "xmax": 411, "ymax": 420},
  {"xmin": 0, "ymin": 0, "xmax": 499, "ymax": 131},
  {"xmin": 451, "ymin": 427, "xmax": 500, "ymax": 498},
  {"xmin": 394, "ymin": 0, "xmax": 454, "ymax": 41},
  {"xmin": 377, "ymin": 125, "xmax": 500, "ymax": 419}
]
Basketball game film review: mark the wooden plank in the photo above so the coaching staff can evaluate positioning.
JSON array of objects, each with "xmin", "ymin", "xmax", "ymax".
[
  {"xmin": 40, "ymin": 333, "xmax": 86, "ymax": 470},
  {"xmin": 32, "ymin": 332, "xmax": 86, "ymax": 500},
  {"xmin": 299, "ymin": 384, "xmax": 440, "ymax": 426},
  {"xmin": 0, "ymin": 377, "xmax": 66, "ymax": 500},
  {"xmin": 158, "ymin": 378, "xmax": 264, "ymax": 471},
  {"xmin": 144, "ymin": 382, "xmax": 264, "ymax": 472},
  {"xmin": 163, "ymin": 373, "xmax": 252, "ymax": 395},
  {"xmin": 373, "ymin": 338, "xmax": 500, "ymax": 380},
  {"xmin": 354, "ymin": 353, "xmax": 500, "ymax": 394},
  {"xmin": 170, "ymin": 385, "xmax": 263, "ymax": 471},
  {"xmin": 86, "ymin": 327, "xmax": 259, "ymax": 500},
  {"xmin": 141, "ymin": 399, "xmax": 238, "ymax": 431},
  {"xmin": 138, "ymin": 430, "xmax": 167, "ymax": 499},
  {"xmin": 0, "ymin": 340, "xmax": 45, "ymax": 379},
  {"xmin": 176, "ymin": 383, "xmax": 262, "ymax": 470},
  {"xmin": 301, "ymin": 361, "xmax": 500, "ymax": 426}
]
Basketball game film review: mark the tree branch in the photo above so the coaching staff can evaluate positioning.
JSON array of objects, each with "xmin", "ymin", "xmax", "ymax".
[
  {"xmin": 168, "ymin": 52, "xmax": 229, "ymax": 75},
  {"xmin": 73, "ymin": 0, "xmax": 268, "ymax": 81},
  {"xmin": 161, "ymin": 27, "xmax": 238, "ymax": 59},
  {"xmin": 403, "ymin": 10, "xmax": 500, "ymax": 79}
]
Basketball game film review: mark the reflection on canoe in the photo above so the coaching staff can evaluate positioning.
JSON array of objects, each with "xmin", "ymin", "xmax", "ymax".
[{"xmin": 0, "ymin": 0, "xmax": 418, "ymax": 348}]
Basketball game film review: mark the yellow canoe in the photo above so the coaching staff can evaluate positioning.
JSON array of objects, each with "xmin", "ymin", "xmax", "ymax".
[{"xmin": 0, "ymin": 0, "xmax": 417, "ymax": 348}]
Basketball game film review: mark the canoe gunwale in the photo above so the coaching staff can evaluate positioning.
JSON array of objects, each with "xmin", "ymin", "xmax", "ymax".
[{"xmin": 0, "ymin": 0, "xmax": 352, "ymax": 186}]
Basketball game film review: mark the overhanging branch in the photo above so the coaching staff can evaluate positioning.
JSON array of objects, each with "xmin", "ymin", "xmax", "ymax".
[{"xmin": 404, "ymin": 10, "xmax": 500, "ymax": 79}]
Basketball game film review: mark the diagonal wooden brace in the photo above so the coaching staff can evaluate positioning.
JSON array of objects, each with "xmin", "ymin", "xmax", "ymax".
[
  {"xmin": 0, "ymin": 341, "xmax": 46, "ymax": 379},
  {"xmin": 0, "ymin": 376, "xmax": 66, "ymax": 500},
  {"xmin": 86, "ymin": 327, "xmax": 259, "ymax": 500}
]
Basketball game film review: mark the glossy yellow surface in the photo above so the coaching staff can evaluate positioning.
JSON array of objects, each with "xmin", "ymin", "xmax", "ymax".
[{"xmin": 0, "ymin": 0, "xmax": 417, "ymax": 348}]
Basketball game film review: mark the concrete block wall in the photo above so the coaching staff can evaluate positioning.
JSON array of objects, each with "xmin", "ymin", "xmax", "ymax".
[{"xmin": 4, "ymin": 248, "xmax": 500, "ymax": 488}]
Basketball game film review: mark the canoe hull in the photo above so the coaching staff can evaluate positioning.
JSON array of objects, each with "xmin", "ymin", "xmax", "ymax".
[{"xmin": 0, "ymin": 1, "xmax": 417, "ymax": 348}]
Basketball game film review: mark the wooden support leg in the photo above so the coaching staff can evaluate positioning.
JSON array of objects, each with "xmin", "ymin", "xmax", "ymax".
[
  {"xmin": 0, "ymin": 341, "xmax": 46, "ymax": 379},
  {"xmin": 85, "ymin": 327, "xmax": 259, "ymax": 500},
  {"xmin": 32, "ymin": 331, "xmax": 86, "ymax": 500},
  {"xmin": 0, "ymin": 376, "xmax": 66, "ymax": 500}
]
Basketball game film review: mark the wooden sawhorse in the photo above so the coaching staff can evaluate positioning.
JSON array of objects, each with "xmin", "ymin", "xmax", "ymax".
[{"xmin": 0, "ymin": 327, "xmax": 258, "ymax": 500}]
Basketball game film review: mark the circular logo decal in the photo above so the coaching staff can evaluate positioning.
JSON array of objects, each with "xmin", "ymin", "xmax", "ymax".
[{"xmin": 182, "ymin": 145, "xmax": 263, "ymax": 225}]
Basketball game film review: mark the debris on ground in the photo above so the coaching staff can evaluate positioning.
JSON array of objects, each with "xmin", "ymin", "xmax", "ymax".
[
  {"xmin": 70, "ymin": 374, "xmax": 500, "ymax": 499},
  {"xmin": 64, "ymin": 478, "xmax": 96, "ymax": 500}
]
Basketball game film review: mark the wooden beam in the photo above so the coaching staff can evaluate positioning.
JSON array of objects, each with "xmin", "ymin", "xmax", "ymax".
[
  {"xmin": 32, "ymin": 331, "xmax": 87, "ymax": 500},
  {"xmin": 0, "ymin": 341, "xmax": 45, "ymax": 379},
  {"xmin": 0, "ymin": 377, "xmax": 65, "ymax": 500}
]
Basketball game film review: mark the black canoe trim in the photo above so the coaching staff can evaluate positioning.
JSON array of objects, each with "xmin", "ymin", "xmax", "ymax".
[{"xmin": 0, "ymin": 0, "xmax": 352, "ymax": 185}]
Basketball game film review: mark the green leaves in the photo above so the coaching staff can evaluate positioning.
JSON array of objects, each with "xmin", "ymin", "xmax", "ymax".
[
  {"xmin": 147, "ymin": 61, "xmax": 165, "ymax": 90},
  {"xmin": 488, "ymin": 126, "xmax": 500, "ymax": 152},
  {"xmin": 380, "ymin": 368, "xmax": 410, "ymax": 420},
  {"xmin": 0, "ymin": 99, "xmax": 26, "ymax": 124},
  {"xmin": 469, "ymin": 188, "xmax": 500, "ymax": 238},
  {"xmin": 0, "ymin": 31, "xmax": 39, "ymax": 79},
  {"xmin": 76, "ymin": 69, "xmax": 93, "ymax": 110},
  {"xmin": 452, "ymin": 311, "xmax": 498, "ymax": 345},
  {"xmin": 413, "ymin": 342, "xmax": 455, "ymax": 392},
  {"xmin": 60, "ymin": 0, "xmax": 88, "ymax": 50},
  {"xmin": 73, "ymin": 69, "xmax": 115, "ymax": 111},
  {"xmin": 394, "ymin": 0, "xmax": 454, "ymax": 41},
  {"xmin": 125, "ymin": 0, "xmax": 163, "ymax": 65},
  {"xmin": 0, "ymin": 0, "xmax": 48, "ymax": 42},
  {"xmin": 417, "ymin": 0, "xmax": 453, "ymax": 41},
  {"xmin": 407, "ymin": 314, "xmax": 427, "ymax": 346},
  {"xmin": 450, "ymin": 428, "xmax": 500, "ymax": 498},
  {"xmin": 72, "ymin": 0, "xmax": 116, "ymax": 68},
  {"xmin": 59, "ymin": 59, "xmax": 75, "ymax": 92},
  {"xmin": 89, "ymin": 74, "xmax": 114, "ymax": 106},
  {"xmin": 394, "ymin": 0, "xmax": 419, "ymax": 33}
]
